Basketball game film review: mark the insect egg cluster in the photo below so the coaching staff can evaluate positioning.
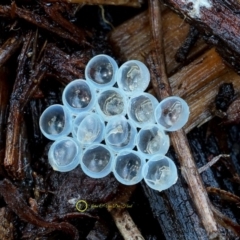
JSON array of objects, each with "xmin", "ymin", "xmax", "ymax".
[{"xmin": 39, "ymin": 54, "xmax": 190, "ymax": 191}]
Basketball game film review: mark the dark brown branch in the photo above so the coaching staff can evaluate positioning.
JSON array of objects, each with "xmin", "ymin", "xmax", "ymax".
[
  {"xmin": 43, "ymin": 44, "xmax": 87, "ymax": 83},
  {"xmin": 42, "ymin": 2, "xmax": 90, "ymax": 42},
  {"xmin": 147, "ymin": 0, "xmax": 219, "ymax": 238},
  {"xmin": 207, "ymin": 187, "xmax": 240, "ymax": 204},
  {"xmin": 0, "ymin": 35, "xmax": 23, "ymax": 68},
  {"xmin": 0, "ymin": 4, "xmax": 88, "ymax": 45},
  {"xmin": 4, "ymin": 32, "xmax": 46, "ymax": 179}
]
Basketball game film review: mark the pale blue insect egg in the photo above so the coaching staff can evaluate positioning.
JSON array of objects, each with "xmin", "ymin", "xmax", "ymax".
[
  {"xmin": 81, "ymin": 144, "xmax": 114, "ymax": 178},
  {"xmin": 113, "ymin": 149, "xmax": 146, "ymax": 185},
  {"xmin": 39, "ymin": 104, "xmax": 72, "ymax": 140},
  {"xmin": 48, "ymin": 137, "xmax": 81, "ymax": 172},
  {"xmin": 142, "ymin": 155, "xmax": 178, "ymax": 191}
]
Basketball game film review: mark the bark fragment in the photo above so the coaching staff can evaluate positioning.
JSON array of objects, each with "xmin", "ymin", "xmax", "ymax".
[
  {"xmin": 0, "ymin": 179, "xmax": 79, "ymax": 240},
  {"xmin": 0, "ymin": 208, "xmax": 14, "ymax": 240},
  {"xmin": 161, "ymin": 0, "xmax": 240, "ymax": 74}
]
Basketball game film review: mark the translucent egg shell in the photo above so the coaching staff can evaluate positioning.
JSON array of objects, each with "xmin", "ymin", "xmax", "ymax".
[
  {"xmin": 127, "ymin": 92, "xmax": 158, "ymax": 128},
  {"xmin": 142, "ymin": 155, "xmax": 178, "ymax": 191},
  {"xmin": 81, "ymin": 144, "xmax": 113, "ymax": 178},
  {"xmin": 76, "ymin": 113, "xmax": 105, "ymax": 146},
  {"xmin": 96, "ymin": 87, "xmax": 127, "ymax": 121},
  {"xmin": 85, "ymin": 54, "xmax": 118, "ymax": 88},
  {"xmin": 48, "ymin": 137, "xmax": 81, "ymax": 172},
  {"xmin": 39, "ymin": 104, "xmax": 72, "ymax": 140},
  {"xmin": 136, "ymin": 124, "xmax": 170, "ymax": 158},
  {"xmin": 105, "ymin": 115, "xmax": 137, "ymax": 152},
  {"xmin": 62, "ymin": 79, "xmax": 95, "ymax": 114},
  {"xmin": 113, "ymin": 150, "xmax": 146, "ymax": 185},
  {"xmin": 71, "ymin": 112, "xmax": 90, "ymax": 139},
  {"xmin": 154, "ymin": 96, "xmax": 190, "ymax": 131},
  {"xmin": 116, "ymin": 60, "xmax": 150, "ymax": 94}
]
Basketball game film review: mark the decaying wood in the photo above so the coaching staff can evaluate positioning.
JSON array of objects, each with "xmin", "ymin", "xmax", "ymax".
[
  {"xmin": 0, "ymin": 35, "xmax": 23, "ymax": 68},
  {"xmin": 169, "ymin": 47, "xmax": 226, "ymax": 99},
  {"xmin": 0, "ymin": 179, "xmax": 79, "ymax": 240},
  {"xmin": 0, "ymin": 3, "xmax": 88, "ymax": 45},
  {"xmin": 161, "ymin": 0, "xmax": 240, "ymax": 74},
  {"xmin": 109, "ymin": 9, "xmax": 208, "ymax": 75},
  {"xmin": 42, "ymin": 0, "xmax": 143, "ymax": 7},
  {"xmin": 147, "ymin": 0, "xmax": 219, "ymax": 238},
  {"xmin": 177, "ymin": 53, "xmax": 240, "ymax": 132},
  {"xmin": 42, "ymin": 2, "xmax": 90, "ymax": 43},
  {"xmin": 141, "ymin": 172, "xmax": 209, "ymax": 239},
  {"xmin": 109, "ymin": 6, "xmax": 240, "ymax": 132},
  {"xmin": 43, "ymin": 44, "xmax": 87, "ymax": 83}
]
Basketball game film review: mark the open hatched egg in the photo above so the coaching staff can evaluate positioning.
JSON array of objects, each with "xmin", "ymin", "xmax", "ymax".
[
  {"xmin": 127, "ymin": 92, "xmax": 158, "ymax": 128},
  {"xmin": 76, "ymin": 113, "xmax": 105, "ymax": 146},
  {"xmin": 116, "ymin": 60, "xmax": 150, "ymax": 94},
  {"xmin": 96, "ymin": 87, "xmax": 127, "ymax": 121},
  {"xmin": 136, "ymin": 124, "xmax": 170, "ymax": 157},
  {"xmin": 48, "ymin": 137, "xmax": 81, "ymax": 172},
  {"xmin": 142, "ymin": 155, "xmax": 178, "ymax": 191},
  {"xmin": 81, "ymin": 144, "xmax": 113, "ymax": 178},
  {"xmin": 62, "ymin": 79, "xmax": 95, "ymax": 114},
  {"xmin": 155, "ymin": 96, "xmax": 190, "ymax": 131},
  {"xmin": 105, "ymin": 115, "xmax": 137, "ymax": 152},
  {"xmin": 113, "ymin": 149, "xmax": 146, "ymax": 185},
  {"xmin": 39, "ymin": 104, "xmax": 72, "ymax": 140},
  {"xmin": 85, "ymin": 54, "xmax": 118, "ymax": 88}
]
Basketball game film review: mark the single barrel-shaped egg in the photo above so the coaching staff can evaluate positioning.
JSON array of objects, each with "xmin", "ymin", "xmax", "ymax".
[
  {"xmin": 116, "ymin": 60, "xmax": 150, "ymax": 94},
  {"xmin": 76, "ymin": 113, "xmax": 105, "ymax": 145},
  {"xmin": 155, "ymin": 96, "xmax": 190, "ymax": 131},
  {"xmin": 85, "ymin": 54, "xmax": 118, "ymax": 88},
  {"xmin": 136, "ymin": 124, "xmax": 170, "ymax": 157},
  {"xmin": 142, "ymin": 155, "xmax": 178, "ymax": 191},
  {"xmin": 113, "ymin": 150, "xmax": 146, "ymax": 185},
  {"xmin": 62, "ymin": 79, "xmax": 95, "ymax": 114},
  {"xmin": 48, "ymin": 137, "xmax": 81, "ymax": 172},
  {"xmin": 71, "ymin": 112, "xmax": 90, "ymax": 139},
  {"xmin": 96, "ymin": 87, "xmax": 127, "ymax": 121},
  {"xmin": 39, "ymin": 104, "xmax": 72, "ymax": 140},
  {"xmin": 127, "ymin": 92, "xmax": 158, "ymax": 128},
  {"xmin": 81, "ymin": 144, "xmax": 113, "ymax": 178},
  {"xmin": 105, "ymin": 116, "xmax": 137, "ymax": 152}
]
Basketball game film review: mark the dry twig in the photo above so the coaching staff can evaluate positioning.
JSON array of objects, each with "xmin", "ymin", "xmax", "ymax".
[
  {"xmin": 198, "ymin": 154, "xmax": 230, "ymax": 174},
  {"xmin": 108, "ymin": 208, "xmax": 144, "ymax": 240}
]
